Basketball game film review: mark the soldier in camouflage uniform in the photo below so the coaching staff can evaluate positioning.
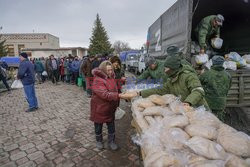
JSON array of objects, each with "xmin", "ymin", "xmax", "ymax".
[
  {"xmin": 194, "ymin": 14, "xmax": 224, "ymax": 54},
  {"xmin": 137, "ymin": 57, "xmax": 168, "ymax": 83},
  {"xmin": 200, "ymin": 56, "xmax": 232, "ymax": 122},
  {"xmin": 131, "ymin": 55, "xmax": 209, "ymax": 109}
]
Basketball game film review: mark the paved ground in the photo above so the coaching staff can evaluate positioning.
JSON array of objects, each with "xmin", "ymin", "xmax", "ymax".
[{"xmin": 0, "ymin": 82, "xmax": 141, "ymax": 167}]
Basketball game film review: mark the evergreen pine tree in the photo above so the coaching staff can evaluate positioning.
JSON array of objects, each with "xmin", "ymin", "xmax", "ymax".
[
  {"xmin": 88, "ymin": 14, "xmax": 113, "ymax": 55},
  {"xmin": 0, "ymin": 35, "xmax": 8, "ymax": 57}
]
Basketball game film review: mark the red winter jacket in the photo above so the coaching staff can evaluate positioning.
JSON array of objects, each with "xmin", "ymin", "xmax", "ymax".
[{"xmin": 90, "ymin": 68, "xmax": 120, "ymax": 123}]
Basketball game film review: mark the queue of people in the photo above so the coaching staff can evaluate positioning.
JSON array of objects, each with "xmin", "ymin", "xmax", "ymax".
[{"xmin": 29, "ymin": 54, "xmax": 101, "ymax": 85}]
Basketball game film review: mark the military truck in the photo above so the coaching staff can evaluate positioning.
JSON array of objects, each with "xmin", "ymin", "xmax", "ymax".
[
  {"xmin": 125, "ymin": 53, "xmax": 140, "ymax": 72},
  {"xmin": 146, "ymin": 0, "xmax": 250, "ymax": 133}
]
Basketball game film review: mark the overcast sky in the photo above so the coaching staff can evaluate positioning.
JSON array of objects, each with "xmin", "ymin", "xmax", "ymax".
[{"xmin": 0, "ymin": 0, "xmax": 177, "ymax": 49}]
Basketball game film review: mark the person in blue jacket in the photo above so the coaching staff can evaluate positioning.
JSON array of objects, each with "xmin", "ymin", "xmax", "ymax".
[
  {"xmin": 71, "ymin": 57, "xmax": 81, "ymax": 85},
  {"xmin": 17, "ymin": 52, "xmax": 38, "ymax": 112}
]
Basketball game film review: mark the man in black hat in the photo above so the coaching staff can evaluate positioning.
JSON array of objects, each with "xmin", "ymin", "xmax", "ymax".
[
  {"xmin": 82, "ymin": 55, "xmax": 96, "ymax": 97},
  {"xmin": 165, "ymin": 45, "xmax": 192, "ymax": 66},
  {"xmin": 17, "ymin": 52, "xmax": 38, "ymax": 112}
]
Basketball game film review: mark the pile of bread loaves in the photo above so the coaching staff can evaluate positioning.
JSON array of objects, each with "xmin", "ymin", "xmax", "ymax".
[{"xmin": 131, "ymin": 94, "xmax": 250, "ymax": 167}]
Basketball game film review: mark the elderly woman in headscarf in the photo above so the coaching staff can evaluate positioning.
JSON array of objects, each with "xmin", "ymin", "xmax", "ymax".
[{"xmin": 90, "ymin": 60, "xmax": 127, "ymax": 150}]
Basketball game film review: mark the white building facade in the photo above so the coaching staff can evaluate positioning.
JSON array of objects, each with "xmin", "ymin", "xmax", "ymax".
[
  {"xmin": 0, "ymin": 33, "xmax": 60, "ymax": 56},
  {"xmin": 22, "ymin": 47, "xmax": 88, "ymax": 59}
]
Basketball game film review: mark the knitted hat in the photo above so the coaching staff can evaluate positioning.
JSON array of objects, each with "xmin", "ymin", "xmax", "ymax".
[
  {"xmin": 19, "ymin": 52, "xmax": 28, "ymax": 59},
  {"xmin": 212, "ymin": 55, "xmax": 225, "ymax": 66},
  {"xmin": 146, "ymin": 57, "xmax": 156, "ymax": 67},
  {"xmin": 166, "ymin": 45, "xmax": 180, "ymax": 56},
  {"xmin": 164, "ymin": 55, "xmax": 181, "ymax": 70}
]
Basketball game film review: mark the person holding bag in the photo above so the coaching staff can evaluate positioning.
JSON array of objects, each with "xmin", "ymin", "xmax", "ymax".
[{"xmin": 90, "ymin": 60, "xmax": 128, "ymax": 150}]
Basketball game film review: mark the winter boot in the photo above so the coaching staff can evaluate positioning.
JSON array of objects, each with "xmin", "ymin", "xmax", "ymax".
[
  {"xmin": 108, "ymin": 133, "xmax": 118, "ymax": 151},
  {"xmin": 96, "ymin": 134, "xmax": 104, "ymax": 149}
]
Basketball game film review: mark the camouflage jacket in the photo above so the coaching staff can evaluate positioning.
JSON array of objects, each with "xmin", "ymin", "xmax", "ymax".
[
  {"xmin": 195, "ymin": 15, "xmax": 220, "ymax": 49},
  {"xmin": 200, "ymin": 65, "xmax": 232, "ymax": 110}
]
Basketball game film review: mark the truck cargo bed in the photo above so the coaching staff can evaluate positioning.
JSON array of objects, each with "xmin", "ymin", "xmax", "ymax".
[{"xmin": 227, "ymin": 69, "xmax": 250, "ymax": 107}]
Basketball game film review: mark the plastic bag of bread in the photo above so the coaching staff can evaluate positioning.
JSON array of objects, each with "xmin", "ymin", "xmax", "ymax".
[
  {"xmin": 217, "ymin": 130, "xmax": 250, "ymax": 157},
  {"xmin": 185, "ymin": 152, "xmax": 207, "ymax": 165},
  {"xmin": 161, "ymin": 107, "xmax": 176, "ymax": 116},
  {"xmin": 144, "ymin": 116, "xmax": 156, "ymax": 126},
  {"xmin": 189, "ymin": 160, "xmax": 225, "ymax": 167},
  {"xmin": 162, "ymin": 94, "xmax": 177, "ymax": 104},
  {"xmin": 185, "ymin": 124, "xmax": 218, "ymax": 140},
  {"xmin": 225, "ymin": 154, "xmax": 248, "ymax": 167},
  {"xmin": 218, "ymin": 123, "xmax": 237, "ymax": 134},
  {"xmin": 186, "ymin": 106, "xmax": 221, "ymax": 128},
  {"xmin": 142, "ymin": 106, "xmax": 170, "ymax": 117},
  {"xmin": 148, "ymin": 94, "xmax": 167, "ymax": 106},
  {"xmin": 186, "ymin": 136, "xmax": 227, "ymax": 160},
  {"xmin": 134, "ymin": 112, "xmax": 149, "ymax": 131},
  {"xmin": 167, "ymin": 149, "xmax": 207, "ymax": 166},
  {"xmin": 154, "ymin": 116, "xmax": 163, "ymax": 123},
  {"xmin": 144, "ymin": 150, "xmax": 179, "ymax": 167},
  {"xmin": 160, "ymin": 128, "xmax": 190, "ymax": 150},
  {"xmin": 140, "ymin": 123, "xmax": 162, "ymax": 154},
  {"xmin": 162, "ymin": 115, "xmax": 189, "ymax": 128},
  {"xmin": 131, "ymin": 97, "xmax": 145, "ymax": 113},
  {"xmin": 137, "ymin": 99, "xmax": 155, "ymax": 109},
  {"xmin": 169, "ymin": 99, "xmax": 186, "ymax": 114}
]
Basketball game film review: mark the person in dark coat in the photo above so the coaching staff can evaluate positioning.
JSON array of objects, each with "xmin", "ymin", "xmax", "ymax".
[
  {"xmin": 82, "ymin": 55, "xmax": 95, "ymax": 97},
  {"xmin": 17, "ymin": 52, "xmax": 38, "ymax": 112},
  {"xmin": 47, "ymin": 55, "xmax": 59, "ymax": 84},
  {"xmin": 110, "ymin": 55, "xmax": 126, "ymax": 93},
  {"xmin": 0, "ymin": 66, "xmax": 10, "ymax": 91},
  {"xmin": 71, "ymin": 57, "xmax": 81, "ymax": 85},
  {"xmin": 79, "ymin": 56, "xmax": 88, "ymax": 91},
  {"xmin": 91, "ymin": 55, "xmax": 102, "ymax": 70},
  {"xmin": 90, "ymin": 60, "xmax": 127, "ymax": 150},
  {"xmin": 59, "ymin": 58, "xmax": 65, "ymax": 82},
  {"xmin": 34, "ymin": 59, "xmax": 45, "ymax": 83}
]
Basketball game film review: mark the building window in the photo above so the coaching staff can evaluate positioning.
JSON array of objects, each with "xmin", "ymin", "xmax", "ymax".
[
  {"xmin": 7, "ymin": 45, "xmax": 14, "ymax": 56},
  {"xmin": 18, "ymin": 44, "xmax": 25, "ymax": 54},
  {"xmin": 40, "ymin": 42, "xmax": 42, "ymax": 46}
]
